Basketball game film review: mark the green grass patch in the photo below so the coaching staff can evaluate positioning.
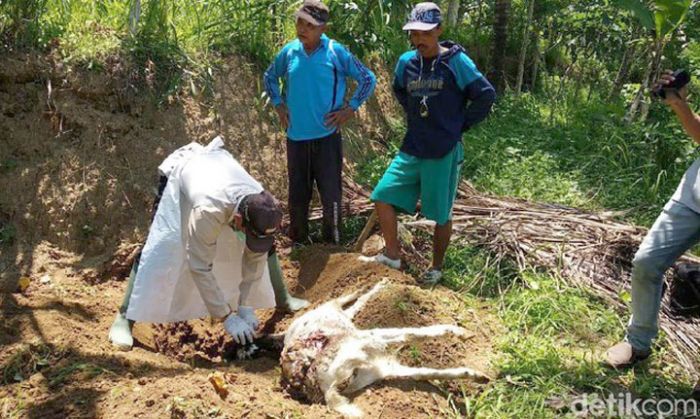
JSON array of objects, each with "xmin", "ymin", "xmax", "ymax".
[
  {"xmin": 48, "ymin": 362, "xmax": 112, "ymax": 387},
  {"xmin": 2, "ymin": 342, "xmax": 65, "ymax": 384},
  {"xmin": 440, "ymin": 243, "xmax": 694, "ymax": 418},
  {"xmin": 464, "ymin": 94, "xmax": 696, "ymax": 226},
  {"xmin": 442, "ymin": 243, "xmax": 518, "ymax": 298}
]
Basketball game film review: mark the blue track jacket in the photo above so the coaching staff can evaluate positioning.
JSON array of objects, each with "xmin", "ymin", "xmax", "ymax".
[
  {"xmin": 393, "ymin": 41, "xmax": 496, "ymax": 159},
  {"xmin": 264, "ymin": 34, "xmax": 377, "ymax": 141}
]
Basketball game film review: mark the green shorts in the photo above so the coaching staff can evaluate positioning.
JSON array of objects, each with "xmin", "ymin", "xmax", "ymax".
[{"xmin": 370, "ymin": 143, "xmax": 464, "ymax": 225}]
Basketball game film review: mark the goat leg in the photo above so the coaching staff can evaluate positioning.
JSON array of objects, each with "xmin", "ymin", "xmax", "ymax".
[
  {"xmin": 324, "ymin": 385, "xmax": 364, "ymax": 418},
  {"xmin": 357, "ymin": 324, "xmax": 467, "ymax": 344},
  {"xmin": 375, "ymin": 357, "xmax": 490, "ymax": 384},
  {"xmin": 343, "ymin": 278, "xmax": 390, "ymax": 319}
]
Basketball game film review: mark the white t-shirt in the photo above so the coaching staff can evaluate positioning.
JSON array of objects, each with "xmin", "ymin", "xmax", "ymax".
[{"xmin": 669, "ymin": 157, "xmax": 700, "ymax": 214}]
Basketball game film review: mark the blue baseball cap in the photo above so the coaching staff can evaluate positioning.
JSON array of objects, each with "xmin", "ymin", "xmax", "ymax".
[{"xmin": 403, "ymin": 2, "xmax": 442, "ymax": 31}]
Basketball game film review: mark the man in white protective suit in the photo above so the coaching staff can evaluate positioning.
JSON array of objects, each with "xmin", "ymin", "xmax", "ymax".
[{"xmin": 108, "ymin": 136, "xmax": 309, "ymax": 350}]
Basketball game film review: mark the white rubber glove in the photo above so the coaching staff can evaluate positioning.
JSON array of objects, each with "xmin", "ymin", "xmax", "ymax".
[
  {"xmin": 237, "ymin": 306, "xmax": 260, "ymax": 329},
  {"xmin": 224, "ymin": 313, "xmax": 254, "ymax": 344}
]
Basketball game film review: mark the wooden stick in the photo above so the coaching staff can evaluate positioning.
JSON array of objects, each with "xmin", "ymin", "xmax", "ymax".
[{"xmin": 353, "ymin": 209, "xmax": 378, "ymax": 252}]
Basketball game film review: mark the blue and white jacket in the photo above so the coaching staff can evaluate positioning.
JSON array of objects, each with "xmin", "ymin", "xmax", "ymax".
[
  {"xmin": 393, "ymin": 41, "xmax": 496, "ymax": 159},
  {"xmin": 264, "ymin": 34, "xmax": 377, "ymax": 141}
]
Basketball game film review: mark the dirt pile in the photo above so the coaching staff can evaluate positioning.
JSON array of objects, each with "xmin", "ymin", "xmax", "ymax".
[{"xmin": 143, "ymin": 247, "xmax": 500, "ymax": 418}]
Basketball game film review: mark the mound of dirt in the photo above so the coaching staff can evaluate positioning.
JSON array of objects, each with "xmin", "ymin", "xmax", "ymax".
[
  {"xmin": 151, "ymin": 322, "xmax": 237, "ymax": 364},
  {"xmin": 354, "ymin": 283, "xmax": 498, "ymax": 373},
  {"xmin": 291, "ymin": 245, "xmax": 415, "ymax": 300},
  {"xmin": 148, "ymin": 246, "xmax": 417, "ymax": 364},
  {"xmin": 144, "ymin": 246, "xmax": 500, "ymax": 418}
]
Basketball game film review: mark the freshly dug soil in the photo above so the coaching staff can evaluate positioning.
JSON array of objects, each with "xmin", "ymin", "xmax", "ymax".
[{"xmin": 143, "ymin": 246, "xmax": 500, "ymax": 418}]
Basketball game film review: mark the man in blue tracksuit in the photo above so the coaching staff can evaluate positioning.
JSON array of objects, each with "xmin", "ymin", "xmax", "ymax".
[
  {"xmin": 360, "ymin": 2, "xmax": 496, "ymax": 285},
  {"xmin": 264, "ymin": 0, "xmax": 376, "ymax": 245}
]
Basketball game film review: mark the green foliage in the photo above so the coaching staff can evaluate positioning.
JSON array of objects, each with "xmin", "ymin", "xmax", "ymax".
[
  {"xmin": 442, "ymin": 257, "xmax": 693, "ymax": 417},
  {"xmin": 617, "ymin": 0, "xmax": 691, "ymax": 39},
  {"xmin": 48, "ymin": 362, "xmax": 111, "ymax": 387},
  {"xmin": 654, "ymin": 0, "xmax": 691, "ymax": 39},
  {"xmin": 354, "ymin": 143, "xmax": 397, "ymax": 189},
  {"xmin": 2, "ymin": 343, "xmax": 64, "ymax": 384},
  {"xmin": 442, "ymin": 243, "xmax": 518, "ymax": 298},
  {"xmin": 616, "ymin": 0, "xmax": 655, "ymax": 31},
  {"xmin": 325, "ymin": 0, "xmax": 412, "ymax": 63},
  {"xmin": 464, "ymin": 92, "xmax": 694, "ymax": 226}
]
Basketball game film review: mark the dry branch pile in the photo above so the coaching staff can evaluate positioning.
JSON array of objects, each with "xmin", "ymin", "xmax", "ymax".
[{"xmin": 334, "ymin": 177, "xmax": 700, "ymax": 370}]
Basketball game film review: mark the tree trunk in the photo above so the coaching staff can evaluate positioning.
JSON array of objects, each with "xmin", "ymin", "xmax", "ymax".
[
  {"xmin": 639, "ymin": 40, "xmax": 666, "ymax": 121},
  {"xmin": 625, "ymin": 40, "xmax": 665, "ymax": 122},
  {"xmin": 515, "ymin": 0, "xmax": 535, "ymax": 94},
  {"xmin": 446, "ymin": 0, "xmax": 461, "ymax": 27},
  {"xmin": 128, "ymin": 0, "xmax": 141, "ymax": 35},
  {"xmin": 491, "ymin": 0, "xmax": 511, "ymax": 92},
  {"xmin": 530, "ymin": 26, "xmax": 540, "ymax": 91},
  {"xmin": 475, "ymin": 0, "xmax": 485, "ymax": 37},
  {"xmin": 608, "ymin": 42, "xmax": 636, "ymax": 100}
]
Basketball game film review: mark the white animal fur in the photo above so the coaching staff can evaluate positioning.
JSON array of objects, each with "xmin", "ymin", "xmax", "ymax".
[{"xmin": 280, "ymin": 278, "xmax": 490, "ymax": 417}]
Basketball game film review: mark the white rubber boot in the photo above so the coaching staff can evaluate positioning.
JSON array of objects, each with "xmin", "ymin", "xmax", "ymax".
[
  {"xmin": 285, "ymin": 295, "xmax": 311, "ymax": 312},
  {"xmin": 108, "ymin": 312, "xmax": 134, "ymax": 351}
]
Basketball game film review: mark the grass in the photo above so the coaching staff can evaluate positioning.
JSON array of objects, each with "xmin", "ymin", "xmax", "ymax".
[
  {"xmin": 464, "ymin": 93, "xmax": 696, "ymax": 227},
  {"xmin": 0, "ymin": 222, "xmax": 15, "ymax": 247},
  {"xmin": 439, "ymin": 242, "xmax": 695, "ymax": 418},
  {"xmin": 48, "ymin": 362, "xmax": 112, "ymax": 387}
]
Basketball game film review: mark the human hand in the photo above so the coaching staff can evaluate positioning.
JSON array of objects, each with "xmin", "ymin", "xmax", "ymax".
[
  {"xmin": 324, "ymin": 106, "xmax": 355, "ymax": 128},
  {"xmin": 223, "ymin": 313, "xmax": 255, "ymax": 344},
  {"xmin": 655, "ymin": 70, "xmax": 689, "ymax": 106},
  {"xmin": 276, "ymin": 104, "xmax": 290, "ymax": 130},
  {"xmin": 237, "ymin": 306, "xmax": 260, "ymax": 329}
]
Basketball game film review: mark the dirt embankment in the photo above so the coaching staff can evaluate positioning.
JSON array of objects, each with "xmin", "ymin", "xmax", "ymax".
[
  {"xmin": 0, "ymin": 50, "xmax": 495, "ymax": 419},
  {"xmin": 0, "ymin": 51, "xmax": 397, "ymax": 290}
]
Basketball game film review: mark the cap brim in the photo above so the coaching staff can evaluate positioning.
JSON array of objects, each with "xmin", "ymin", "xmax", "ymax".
[
  {"xmin": 245, "ymin": 231, "xmax": 275, "ymax": 253},
  {"xmin": 295, "ymin": 10, "xmax": 324, "ymax": 26},
  {"xmin": 402, "ymin": 22, "xmax": 438, "ymax": 31}
]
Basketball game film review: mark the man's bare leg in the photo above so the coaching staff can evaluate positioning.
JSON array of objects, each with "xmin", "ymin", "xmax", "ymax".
[
  {"xmin": 376, "ymin": 201, "xmax": 400, "ymax": 260},
  {"xmin": 432, "ymin": 220, "xmax": 452, "ymax": 270},
  {"xmin": 358, "ymin": 202, "xmax": 402, "ymax": 269}
]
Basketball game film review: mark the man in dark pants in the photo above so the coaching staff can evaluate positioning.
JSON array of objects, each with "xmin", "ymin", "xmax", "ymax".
[{"xmin": 264, "ymin": 0, "xmax": 376, "ymax": 245}]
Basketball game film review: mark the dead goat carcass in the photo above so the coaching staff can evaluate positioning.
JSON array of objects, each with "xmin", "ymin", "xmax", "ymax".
[{"xmin": 279, "ymin": 278, "xmax": 490, "ymax": 417}]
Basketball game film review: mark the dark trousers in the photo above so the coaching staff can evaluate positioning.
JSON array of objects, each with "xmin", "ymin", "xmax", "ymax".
[{"xmin": 287, "ymin": 132, "xmax": 343, "ymax": 244}]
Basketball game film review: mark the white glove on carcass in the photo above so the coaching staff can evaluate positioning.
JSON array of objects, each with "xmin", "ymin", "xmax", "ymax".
[
  {"xmin": 237, "ymin": 306, "xmax": 260, "ymax": 329},
  {"xmin": 224, "ymin": 313, "xmax": 254, "ymax": 344}
]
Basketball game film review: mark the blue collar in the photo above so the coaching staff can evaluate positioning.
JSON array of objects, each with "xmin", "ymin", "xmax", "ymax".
[{"xmin": 295, "ymin": 34, "xmax": 330, "ymax": 55}]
